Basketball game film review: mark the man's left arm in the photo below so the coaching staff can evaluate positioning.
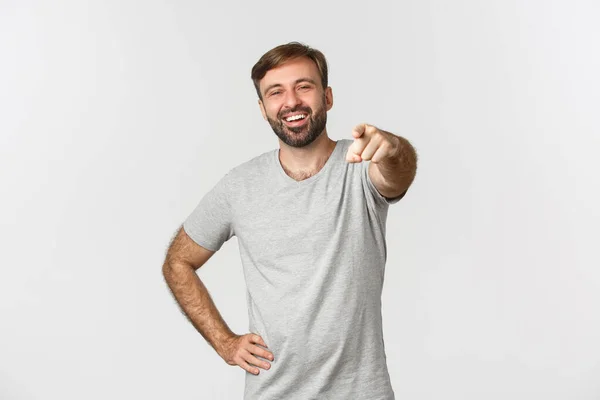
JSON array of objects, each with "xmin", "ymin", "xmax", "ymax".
[{"xmin": 346, "ymin": 123, "xmax": 418, "ymax": 199}]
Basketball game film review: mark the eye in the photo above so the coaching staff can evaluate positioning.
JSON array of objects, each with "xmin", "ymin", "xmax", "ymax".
[
  {"xmin": 299, "ymin": 85, "xmax": 311, "ymax": 90},
  {"xmin": 269, "ymin": 90, "xmax": 282, "ymax": 96}
]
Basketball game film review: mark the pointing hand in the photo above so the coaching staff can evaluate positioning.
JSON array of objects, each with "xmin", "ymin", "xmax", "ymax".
[{"xmin": 346, "ymin": 123, "xmax": 401, "ymax": 164}]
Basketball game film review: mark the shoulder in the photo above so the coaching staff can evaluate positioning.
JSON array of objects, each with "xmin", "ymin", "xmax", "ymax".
[
  {"xmin": 337, "ymin": 138, "xmax": 354, "ymax": 152},
  {"xmin": 229, "ymin": 147, "xmax": 275, "ymax": 177},
  {"xmin": 219, "ymin": 147, "xmax": 277, "ymax": 189}
]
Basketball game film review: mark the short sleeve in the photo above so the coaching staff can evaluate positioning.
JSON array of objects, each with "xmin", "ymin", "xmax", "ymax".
[
  {"xmin": 361, "ymin": 160, "xmax": 407, "ymax": 210},
  {"xmin": 183, "ymin": 173, "xmax": 235, "ymax": 252}
]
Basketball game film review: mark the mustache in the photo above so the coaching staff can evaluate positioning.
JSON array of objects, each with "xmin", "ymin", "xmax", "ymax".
[{"xmin": 278, "ymin": 106, "xmax": 312, "ymax": 119}]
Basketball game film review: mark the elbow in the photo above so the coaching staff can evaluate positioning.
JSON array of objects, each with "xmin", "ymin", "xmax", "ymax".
[
  {"xmin": 162, "ymin": 261, "xmax": 175, "ymax": 283},
  {"xmin": 162, "ymin": 260, "xmax": 186, "ymax": 282},
  {"xmin": 162, "ymin": 259, "xmax": 190, "ymax": 280},
  {"xmin": 162, "ymin": 261, "xmax": 172, "ymax": 276}
]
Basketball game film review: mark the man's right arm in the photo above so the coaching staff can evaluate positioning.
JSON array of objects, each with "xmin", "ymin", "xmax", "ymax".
[{"xmin": 162, "ymin": 226, "xmax": 274, "ymax": 375}]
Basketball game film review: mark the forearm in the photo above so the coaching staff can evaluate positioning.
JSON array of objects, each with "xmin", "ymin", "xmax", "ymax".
[
  {"xmin": 375, "ymin": 135, "xmax": 417, "ymax": 196},
  {"xmin": 162, "ymin": 262, "xmax": 234, "ymax": 355}
]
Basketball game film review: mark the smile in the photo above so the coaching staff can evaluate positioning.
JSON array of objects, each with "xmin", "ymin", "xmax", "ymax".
[{"xmin": 284, "ymin": 114, "xmax": 307, "ymax": 122}]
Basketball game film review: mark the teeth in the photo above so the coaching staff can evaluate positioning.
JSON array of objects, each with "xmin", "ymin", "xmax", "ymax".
[{"xmin": 285, "ymin": 114, "xmax": 306, "ymax": 122}]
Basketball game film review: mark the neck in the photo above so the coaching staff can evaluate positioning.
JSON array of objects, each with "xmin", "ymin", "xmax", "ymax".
[{"xmin": 278, "ymin": 132, "xmax": 337, "ymax": 181}]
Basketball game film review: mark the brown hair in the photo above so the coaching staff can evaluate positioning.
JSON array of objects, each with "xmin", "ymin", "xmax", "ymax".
[{"xmin": 251, "ymin": 41, "xmax": 329, "ymax": 100}]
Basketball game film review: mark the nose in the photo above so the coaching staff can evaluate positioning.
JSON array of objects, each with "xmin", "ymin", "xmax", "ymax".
[{"xmin": 283, "ymin": 89, "xmax": 302, "ymax": 109}]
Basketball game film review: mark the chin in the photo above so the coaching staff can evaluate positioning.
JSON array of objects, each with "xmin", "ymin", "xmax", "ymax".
[{"xmin": 286, "ymin": 131, "xmax": 322, "ymax": 148}]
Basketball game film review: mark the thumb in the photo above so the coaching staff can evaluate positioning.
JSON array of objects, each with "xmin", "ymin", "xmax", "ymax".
[{"xmin": 346, "ymin": 149, "xmax": 362, "ymax": 163}]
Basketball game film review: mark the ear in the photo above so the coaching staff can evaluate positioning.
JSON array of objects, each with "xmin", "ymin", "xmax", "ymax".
[
  {"xmin": 258, "ymin": 99, "xmax": 267, "ymax": 121},
  {"xmin": 325, "ymin": 86, "xmax": 334, "ymax": 111}
]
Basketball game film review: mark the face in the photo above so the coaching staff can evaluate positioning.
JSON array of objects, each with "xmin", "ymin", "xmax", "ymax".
[{"xmin": 258, "ymin": 57, "xmax": 333, "ymax": 148}]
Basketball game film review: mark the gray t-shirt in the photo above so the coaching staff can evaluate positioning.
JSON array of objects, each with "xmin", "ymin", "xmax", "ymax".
[{"xmin": 183, "ymin": 139, "xmax": 405, "ymax": 399}]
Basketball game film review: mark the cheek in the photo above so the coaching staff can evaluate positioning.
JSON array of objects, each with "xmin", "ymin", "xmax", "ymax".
[
  {"xmin": 262, "ymin": 101, "xmax": 276, "ymax": 115},
  {"xmin": 306, "ymin": 95, "xmax": 323, "ymax": 110},
  {"xmin": 269, "ymin": 105, "xmax": 283, "ymax": 118}
]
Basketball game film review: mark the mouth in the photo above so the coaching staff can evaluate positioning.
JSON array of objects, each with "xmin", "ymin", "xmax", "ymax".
[{"xmin": 282, "ymin": 113, "xmax": 309, "ymax": 128}]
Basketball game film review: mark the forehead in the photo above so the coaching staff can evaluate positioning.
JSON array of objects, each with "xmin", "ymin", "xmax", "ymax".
[{"xmin": 260, "ymin": 57, "xmax": 320, "ymax": 91}]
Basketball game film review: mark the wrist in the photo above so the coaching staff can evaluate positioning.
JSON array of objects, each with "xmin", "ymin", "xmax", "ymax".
[{"xmin": 213, "ymin": 331, "xmax": 237, "ymax": 356}]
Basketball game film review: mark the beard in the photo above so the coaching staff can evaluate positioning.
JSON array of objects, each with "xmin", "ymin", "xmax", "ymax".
[{"xmin": 266, "ymin": 96, "xmax": 328, "ymax": 148}]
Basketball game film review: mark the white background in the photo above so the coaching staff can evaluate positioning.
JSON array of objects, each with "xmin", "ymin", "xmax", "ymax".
[{"xmin": 1, "ymin": 1, "xmax": 599, "ymax": 399}]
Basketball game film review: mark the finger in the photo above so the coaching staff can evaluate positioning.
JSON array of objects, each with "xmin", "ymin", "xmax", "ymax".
[
  {"xmin": 250, "ymin": 344, "xmax": 274, "ymax": 361},
  {"xmin": 349, "ymin": 136, "xmax": 369, "ymax": 158},
  {"xmin": 352, "ymin": 123, "xmax": 367, "ymax": 138},
  {"xmin": 371, "ymin": 143, "xmax": 390, "ymax": 163},
  {"xmin": 345, "ymin": 148, "xmax": 362, "ymax": 163},
  {"xmin": 238, "ymin": 359, "xmax": 260, "ymax": 375},
  {"xmin": 244, "ymin": 352, "xmax": 271, "ymax": 371},
  {"xmin": 360, "ymin": 136, "xmax": 381, "ymax": 161},
  {"xmin": 249, "ymin": 334, "xmax": 268, "ymax": 348}
]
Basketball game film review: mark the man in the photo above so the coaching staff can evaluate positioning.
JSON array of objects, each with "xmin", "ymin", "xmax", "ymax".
[{"xmin": 163, "ymin": 42, "xmax": 417, "ymax": 399}]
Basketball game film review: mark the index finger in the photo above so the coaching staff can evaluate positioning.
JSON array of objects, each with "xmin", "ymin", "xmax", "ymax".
[
  {"xmin": 250, "ymin": 334, "xmax": 268, "ymax": 348},
  {"xmin": 352, "ymin": 123, "xmax": 367, "ymax": 138}
]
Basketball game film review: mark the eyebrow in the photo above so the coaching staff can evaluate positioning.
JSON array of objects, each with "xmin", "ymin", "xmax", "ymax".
[{"xmin": 263, "ymin": 78, "xmax": 318, "ymax": 95}]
